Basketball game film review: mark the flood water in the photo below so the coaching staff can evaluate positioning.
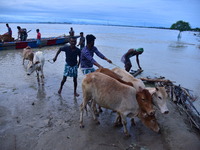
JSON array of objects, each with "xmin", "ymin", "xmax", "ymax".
[{"xmin": 0, "ymin": 23, "xmax": 200, "ymax": 110}]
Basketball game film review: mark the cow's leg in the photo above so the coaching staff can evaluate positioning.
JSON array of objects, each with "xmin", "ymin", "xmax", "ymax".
[
  {"xmin": 88, "ymin": 100, "xmax": 100, "ymax": 125},
  {"xmin": 114, "ymin": 113, "xmax": 123, "ymax": 127},
  {"xmin": 80, "ymin": 91, "xmax": 93, "ymax": 128},
  {"xmin": 120, "ymin": 114, "xmax": 130, "ymax": 137},
  {"xmin": 40, "ymin": 68, "xmax": 44, "ymax": 85},
  {"xmin": 131, "ymin": 118, "xmax": 136, "ymax": 126},
  {"xmin": 35, "ymin": 70, "xmax": 40, "ymax": 82},
  {"xmin": 91, "ymin": 101, "xmax": 100, "ymax": 117},
  {"xmin": 40, "ymin": 66, "xmax": 44, "ymax": 79},
  {"xmin": 80, "ymin": 103, "xmax": 85, "ymax": 128}
]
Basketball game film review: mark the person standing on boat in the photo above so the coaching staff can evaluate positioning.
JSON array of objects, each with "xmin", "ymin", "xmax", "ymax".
[
  {"xmin": 53, "ymin": 37, "xmax": 81, "ymax": 97},
  {"xmin": 69, "ymin": 27, "xmax": 74, "ymax": 37},
  {"xmin": 121, "ymin": 48, "xmax": 144, "ymax": 72},
  {"xmin": 4, "ymin": 23, "xmax": 12, "ymax": 37},
  {"xmin": 77, "ymin": 32, "xmax": 85, "ymax": 50},
  {"xmin": 80, "ymin": 34, "xmax": 112, "ymax": 75},
  {"xmin": 17, "ymin": 26, "xmax": 28, "ymax": 41},
  {"xmin": 36, "ymin": 29, "xmax": 41, "ymax": 48}
]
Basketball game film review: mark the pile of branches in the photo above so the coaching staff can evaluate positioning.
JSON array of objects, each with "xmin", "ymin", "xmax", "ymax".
[{"xmin": 140, "ymin": 76, "xmax": 200, "ymax": 131}]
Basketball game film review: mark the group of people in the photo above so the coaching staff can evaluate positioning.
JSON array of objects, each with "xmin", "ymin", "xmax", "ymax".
[
  {"xmin": 2, "ymin": 23, "xmax": 41, "ymax": 47},
  {"xmin": 53, "ymin": 31, "xmax": 144, "ymax": 97},
  {"xmin": 2, "ymin": 24, "xmax": 41, "ymax": 45}
]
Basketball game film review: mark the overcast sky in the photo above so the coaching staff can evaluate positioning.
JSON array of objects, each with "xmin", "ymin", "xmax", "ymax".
[{"xmin": 0, "ymin": 0, "xmax": 199, "ymax": 28}]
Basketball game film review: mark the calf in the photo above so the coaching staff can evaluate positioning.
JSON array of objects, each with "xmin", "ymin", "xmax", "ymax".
[
  {"xmin": 80, "ymin": 72, "xmax": 159, "ymax": 136},
  {"xmin": 22, "ymin": 46, "xmax": 34, "ymax": 65},
  {"xmin": 27, "ymin": 51, "xmax": 45, "ymax": 84},
  {"xmin": 112, "ymin": 67, "xmax": 169, "ymax": 114}
]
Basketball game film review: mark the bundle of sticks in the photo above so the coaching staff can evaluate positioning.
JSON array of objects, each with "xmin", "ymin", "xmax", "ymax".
[{"xmin": 140, "ymin": 76, "xmax": 200, "ymax": 131}]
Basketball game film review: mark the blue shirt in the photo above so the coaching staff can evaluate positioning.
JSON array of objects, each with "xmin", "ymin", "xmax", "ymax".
[
  {"xmin": 60, "ymin": 45, "xmax": 81, "ymax": 67},
  {"xmin": 81, "ymin": 46, "xmax": 105, "ymax": 68}
]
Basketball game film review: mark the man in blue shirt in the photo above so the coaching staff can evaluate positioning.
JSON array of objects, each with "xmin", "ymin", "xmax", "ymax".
[
  {"xmin": 80, "ymin": 34, "xmax": 112, "ymax": 74},
  {"xmin": 53, "ymin": 37, "xmax": 81, "ymax": 96}
]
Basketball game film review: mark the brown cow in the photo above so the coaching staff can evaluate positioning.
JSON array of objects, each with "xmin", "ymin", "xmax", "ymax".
[
  {"xmin": 22, "ymin": 46, "xmax": 34, "ymax": 65},
  {"xmin": 80, "ymin": 72, "xmax": 158, "ymax": 136},
  {"xmin": 0, "ymin": 34, "xmax": 14, "ymax": 42}
]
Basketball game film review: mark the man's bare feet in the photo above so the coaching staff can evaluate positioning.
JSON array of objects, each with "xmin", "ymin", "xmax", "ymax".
[
  {"xmin": 58, "ymin": 89, "xmax": 62, "ymax": 94},
  {"xmin": 74, "ymin": 93, "xmax": 79, "ymax": 97}
]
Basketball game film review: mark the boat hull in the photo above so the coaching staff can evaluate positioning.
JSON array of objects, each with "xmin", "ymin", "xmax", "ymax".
[{"xmin": 0, "ymin": 36, "xmax": 74, "ymax": 50}]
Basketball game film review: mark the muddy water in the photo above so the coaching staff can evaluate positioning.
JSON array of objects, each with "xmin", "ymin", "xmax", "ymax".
[{"xmin": 0, "ymin": 24, "xmax": 200, "ymax": 150}]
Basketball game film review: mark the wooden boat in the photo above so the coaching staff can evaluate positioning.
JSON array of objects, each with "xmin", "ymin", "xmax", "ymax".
[{"xmin": 0, "ymin": 35, "xmax": 80, "ymax": 51}]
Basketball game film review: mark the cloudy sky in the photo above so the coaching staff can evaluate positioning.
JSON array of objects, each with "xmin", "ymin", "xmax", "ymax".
[{"xmin": 0, "ymin": 0, "xmax": 199, "ymax": 28}]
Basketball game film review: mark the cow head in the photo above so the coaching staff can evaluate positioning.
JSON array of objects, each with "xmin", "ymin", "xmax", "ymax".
[
  {"xmin": 136, "ymin": 88, "xmax": 155, "ymax": 116},
  {"xmin": 152, "ymin": 87, "xmax": 169, "ymax": 114},
  {"xmin": 27, "ymin": 61, "xmax": 40, "ymax": 75},
  {"xmin": 139, "ymin": 111, "xmax": 160, "ymax": 133}
]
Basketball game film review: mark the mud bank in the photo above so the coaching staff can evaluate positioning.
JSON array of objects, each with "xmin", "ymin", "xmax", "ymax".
[{"xmin": 0, "ymin": 47, "xmax": 200, "ymax": 150}]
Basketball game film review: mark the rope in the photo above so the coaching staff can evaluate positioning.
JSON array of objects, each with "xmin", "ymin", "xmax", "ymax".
[{"xmin": 110, "ymin": 62, "xmax": 120, "ymax": 68}]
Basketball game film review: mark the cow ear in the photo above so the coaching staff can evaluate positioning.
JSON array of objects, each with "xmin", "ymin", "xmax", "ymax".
[
  {"xmin": 155, "ymin": 87, "xmax": 159, "ymax": 91},
  {"xmin": 139, "ymin": 86, "xmax": 143, "ymax": 92},
  {"xmin": 35, "ymin": 61, "xmax": 40, "ymax": 64}
]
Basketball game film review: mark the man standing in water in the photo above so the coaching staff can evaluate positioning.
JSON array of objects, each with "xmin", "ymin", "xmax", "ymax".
[
  {"xmin": 121, "ymin": 48, "xmax": 144, "ymax": 72},
  {"xmin": 77, "ymin": 32, "xmax": 85, "ymax": 50},
  {"xmin": 53, "ymin": 37, "xmax": 81, "ymax": 97},
  {"xmin": 80, "ymin": 34, "xmax": 112, "ymax": 74},
  {"xmin": 69, "ymin": 27, "xmax": 74, "ymax": 37}
]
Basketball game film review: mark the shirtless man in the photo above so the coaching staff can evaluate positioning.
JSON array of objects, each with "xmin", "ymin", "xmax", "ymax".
[{"xmin": 121, "ymin": 48, "xmax": 144, "ymax": 72}]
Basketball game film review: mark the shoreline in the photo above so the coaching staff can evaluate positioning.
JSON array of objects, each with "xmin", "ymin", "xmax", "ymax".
[{"xmin": 1, "ymin": 22, "xmax": 199, "ymax": 32}]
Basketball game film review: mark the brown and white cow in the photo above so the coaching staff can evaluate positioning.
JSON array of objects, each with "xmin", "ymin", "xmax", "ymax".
[
  {"xmin": 80, "ymin": 72, "xmax": 159, "ymax": 136},
  {"xmin": 22, "ymin": 46, "xmax": 34, "ymax": 65},
  {"xmin": 112, "ymin": 67, "xmax": 169, "ymax": 114}
]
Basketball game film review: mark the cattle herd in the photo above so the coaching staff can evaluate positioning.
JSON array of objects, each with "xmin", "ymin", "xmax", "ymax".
[
  {"xmin": 80, "ymin": 68, "xmax": 169, "ymax": 137},
  {"xmin": 22, "ymin": 47, "xmax": 169, "ymax": 137}
]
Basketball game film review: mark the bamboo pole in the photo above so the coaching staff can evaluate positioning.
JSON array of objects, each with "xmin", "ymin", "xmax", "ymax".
[{"xmin": 140, "ymin": 77, "xmax": 175, "ymax": 83}]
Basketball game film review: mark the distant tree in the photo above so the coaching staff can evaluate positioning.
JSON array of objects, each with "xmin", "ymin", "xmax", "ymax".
[{"xmin": 170, "ymin": 20, "xmax": 191, "ymax": 40}]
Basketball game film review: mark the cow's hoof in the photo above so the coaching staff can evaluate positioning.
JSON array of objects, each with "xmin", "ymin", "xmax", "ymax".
[
  {"xmin": 114, "ymin": 122, "xmax": 123, "ymax": 127},
  {"xmin": 131, "ymin": 119, "xmax": 136, "ymax": 126},
  {"xmin": 80, "ymin": 124, "xmax": 84, "ymax": 128},
  {"xmin": 124, "ymin": 133, "xmax": 131, "ymax": 137},
  {"xmin": 95, "ymin": 121, "xmax": 100, "ymax": 125}
]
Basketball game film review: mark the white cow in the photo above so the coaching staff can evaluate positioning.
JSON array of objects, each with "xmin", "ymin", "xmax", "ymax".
[
  {"xmin": 27, "ymin": 51, "xmax": 45, "ymax": 84},
  {"xmin": 146, "ymin": 87, "xmax": 169, "ymax": 114},
  {"xmin": 112, "ymin": 67, "xmax": 169, "ymax": 114},
  {"xmin": 80, "ymin": 72, "xmax": 159, "ymax": 136}
]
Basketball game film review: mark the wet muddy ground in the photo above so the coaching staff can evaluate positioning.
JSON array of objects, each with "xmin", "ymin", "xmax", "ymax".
[{"xmin": 0, "ymin": 47, "xmax": 200, "ymax": 150}]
